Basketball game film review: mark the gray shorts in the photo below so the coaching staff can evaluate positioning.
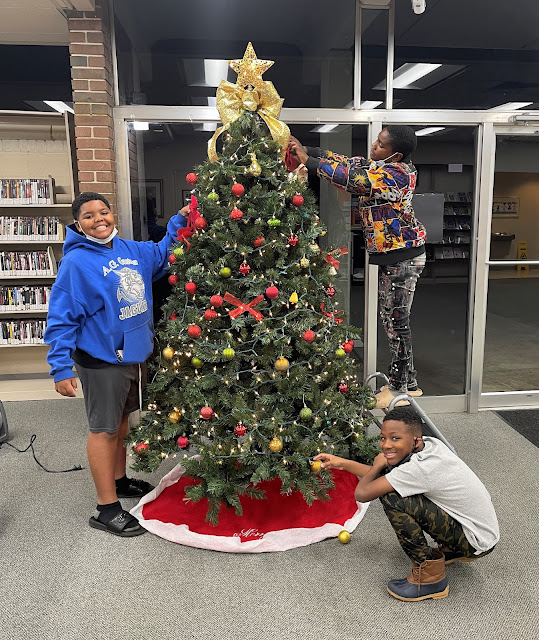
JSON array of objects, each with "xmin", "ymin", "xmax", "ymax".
[{"xmin": 74, "ymin": 362, "xmax": 140, "ymax": 434}]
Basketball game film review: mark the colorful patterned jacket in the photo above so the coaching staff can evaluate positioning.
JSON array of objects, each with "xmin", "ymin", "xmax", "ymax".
[{"xmin": 306, "ymin": 148, "xmax": 426, "ymax": 263}]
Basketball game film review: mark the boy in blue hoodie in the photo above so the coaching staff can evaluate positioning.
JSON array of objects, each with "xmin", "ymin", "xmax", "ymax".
[{"xmin": 45, "ymin": 192, "xmax": 187, "ymax": 537}]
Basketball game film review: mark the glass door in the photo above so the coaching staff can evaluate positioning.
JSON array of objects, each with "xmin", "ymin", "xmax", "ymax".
[{"xmin": 479, "ymin": 129, "xmax": 539, "ymax": 408}]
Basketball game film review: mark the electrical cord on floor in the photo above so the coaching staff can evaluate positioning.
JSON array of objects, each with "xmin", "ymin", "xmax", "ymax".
[{"xmin": 0, "ymin": 434, "xmax": 84, "ymax": 473}]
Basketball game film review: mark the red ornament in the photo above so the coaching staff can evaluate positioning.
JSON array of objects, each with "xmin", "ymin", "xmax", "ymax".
[
  {"xmin": 230, "ymin": 208, "xmax": 243, "ymax": 221},
  {"xmin": 303, "ymin": 330, "xmax": 316, "ymax": 343},
  {"xmin": 177, "ymin": 436, "xmax": 189, "ymax": 449},
  {"xmin": 186, "ymin": 172, "xmax": 198, "ymax": 184},
  {"xmin": 254, "ymin": 236, "xmax": 265, "ymax": 248},
  {"xmin": 210, "ymin": 294, "xmax": 223, "ymax": 308},
  {"xmin": 200, "ymin": 406, "xmax": 214, "ymax": 420},
  {"xmin": 168, "ymin": 254, "xmax": 176, "ymax": 264},
  {"xmin": 338, "ymin": 381, "xmax": 349, "ymax": 394},
  {"xmin": 343, "ymin": 340, "xmax": 354, "ymax": 353},
  {"xmin": 231, "ymin": 183, "xmax": 245, "ymax": 197},
  {"xmin": 265, "ymin": 286, "xmax": 279, "ymax": 299},
  {"xmin": 195, "ymin": 217, "xmax": 207, "ymax": 230},
  {"xmin": 288, "ymin": 235, "xmax": 299, "ymax": 246},
  {"xmin": 204, "ymin": 308, "xmax": 218, "ymax": 321},
  {"xmin": 187, "ymin": 324, "xmax": 201, "ymax": 338},
  {"xmin": 292, "ymin": 194, "xmax": 304, "ymax": 207},
  {"xmin": 169, "ymin": 313, "xmax": 178, "ymax": 321},
  {"xmin": 168, "ymin": 274, "xmax": 179, "ymax": 286},
  {"xmin": 239, "ymin": 262, "xmax": 251, "ymax": 275},
  {"xmin": 234, "ymin": 423, "xmax": 247, "ymax": 437},
  {"xmin": 135, "ymin": 443, "xmax": 149, "ymax": 453},
  {"xmin": 185, "ymin": 282, "xmax": 197, "ymax": 295},
  {"xmin": 326, "ymin": 286, "xmax": 336, "ymax": 298}
]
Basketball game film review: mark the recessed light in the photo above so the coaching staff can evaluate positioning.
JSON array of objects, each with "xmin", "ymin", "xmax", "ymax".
[
  {"xmin": 133, "ymin": 121, "xmax": 149, "ymax": 131},
  {"xmin": 415, "ymin": 127, "xmax": 446, "ymax": 136},
  {"xmin": 311, "ymin": 124, "xmax": 339, "ymax": 133},
  {"xmin": 489, "ymin": 102, "xmax": 533, "ymax": 111}
]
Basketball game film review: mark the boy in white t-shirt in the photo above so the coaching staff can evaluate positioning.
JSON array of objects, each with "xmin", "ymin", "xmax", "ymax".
[{"xmin": 314, "ymin": 407, "xmax": 499, "ymax": 602}]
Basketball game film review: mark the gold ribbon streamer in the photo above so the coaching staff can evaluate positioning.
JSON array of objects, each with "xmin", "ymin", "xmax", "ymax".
[{"xmin": 207, "ymin": 80, "xmax": 290, "ymax": 162}]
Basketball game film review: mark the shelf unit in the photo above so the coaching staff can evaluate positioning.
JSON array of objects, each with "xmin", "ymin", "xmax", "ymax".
[{"xmin": 0, "ymin": 111, "xmax": 77, "ymax": 398}]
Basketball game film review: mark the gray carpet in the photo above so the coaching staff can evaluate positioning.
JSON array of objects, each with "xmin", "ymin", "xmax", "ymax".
[{"xmin": 1, "ymin": 399, "xmax": 538, "ymax": 640}]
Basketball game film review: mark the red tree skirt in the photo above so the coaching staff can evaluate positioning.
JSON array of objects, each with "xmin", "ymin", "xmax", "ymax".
[{"xmin": 130, "ymin": 463, "xmax": 369, "ymax": 553}]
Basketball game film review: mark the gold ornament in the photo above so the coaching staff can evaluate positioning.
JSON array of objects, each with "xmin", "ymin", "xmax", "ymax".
[
  {"xmin": 275, "ymin": 356, "xmax": 290, "ymax": 371},
  {"xmin": 300, "ymin": 256, "xmax": 310, "ymax": 268},
  {"xmin": 207, "ymin": 43, "xmax": 290, "ymax": 162},
  {"xmin": 310, "ymin": 460, "xmax": 322, "ymax": 474},
  {"xmin": 269, "ymin": 437, "xmax": 283, "ymax": 453},
  {"xmin": 168, "ymin": 410, "xmax": 181, "ymax": 424},
  {"xmin": 162, "ymin": 347, "xmax": 174, "ymax": 359},
  {"xmin": 249, "ymin": 153, "xmax": 262, "ymax": 176},
  {"xmin": 289, "ymin": 291, "xmax": 298, "ymax": 304},
  {"xmin": 338, "ymin": 530, "xmax": 351, "ymax": 544},
  {"xmin": 309, "ymin": 243, "xmax": 320, "ymax": 254}
]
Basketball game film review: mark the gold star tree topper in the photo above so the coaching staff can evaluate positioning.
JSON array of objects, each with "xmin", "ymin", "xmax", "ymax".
[{"xmin": 229, "ymin": 42, "xmax": 274, "ymax": 90}]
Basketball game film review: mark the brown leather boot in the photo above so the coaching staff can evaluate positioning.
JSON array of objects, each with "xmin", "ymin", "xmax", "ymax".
[{"xmin": 387, "ymin": 550, "xmax": 449, "ymax": 601}]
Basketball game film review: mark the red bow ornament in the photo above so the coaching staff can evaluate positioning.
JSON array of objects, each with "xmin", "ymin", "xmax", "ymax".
[
  {"xmin": 324, "ymin": 246, "xmax": 348, "ymax": 270},
  {"xmin": 320, "ymin": 303, "xmax": 344, "ymax": 324},
  {"xmin": 224, "ymin": 292, "xmax": 265, "ymax": 322},
  {"xmin": 176, "ymin": 195, "xmax": 200, "ymax": 250}
]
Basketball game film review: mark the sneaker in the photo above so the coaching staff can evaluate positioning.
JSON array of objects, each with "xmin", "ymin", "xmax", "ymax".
[{"xmin": 116, "ymin": 477, "xmax": 155, "ymax": 499}]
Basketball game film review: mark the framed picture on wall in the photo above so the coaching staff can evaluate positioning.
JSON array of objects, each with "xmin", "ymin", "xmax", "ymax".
[
  {"xmin": 492, "ymin": 196, "xmax": 519, "ymax": 217},
  {"xmin": 181, "ymin": 190, "xmax": 194, "ymax": 206},
  {"xmin": 144, "ymin": 180, "xmax": 163, "ymax": 218}
]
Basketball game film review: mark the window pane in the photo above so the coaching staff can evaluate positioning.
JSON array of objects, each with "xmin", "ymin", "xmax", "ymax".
[
  {"xmin": 389, "ymin": 2, "xmax": 539, "ymax": 110},
  {"xmin": 114, "ymin": 0, "xmax": 355, "ymax": 108}
]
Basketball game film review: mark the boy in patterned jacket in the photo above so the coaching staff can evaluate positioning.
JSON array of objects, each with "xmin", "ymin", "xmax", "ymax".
[{"xmin": 289, "ymin": 126, "xmax": 426, "ymax": 408}]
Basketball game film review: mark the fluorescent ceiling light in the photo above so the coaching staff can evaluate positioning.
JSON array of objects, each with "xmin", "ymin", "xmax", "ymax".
[
  {"xmin": 133, "ymin": 121, "xmax": 149, "ymax": 131},
  {"xmin": 415, "ymin": 127, "xmax": 446, "ymax": 136},
  {"xmin": 392, "ymin": 63, "xmax": 442, "ymax": 89},
  {"xmin": 311, "ymin": 124, "xmax": 339, "ymax": 133},
  {"xmin": 202, "ymin": 123, "xmax": 217, "ymax": 131},
  {"xmin": 43, "ymin": 100, "xmax": 74, "ymax": 114},
  {"xmin": 204, "ymin": 60, "xmax": 229, "ymax": 87},
  {"xmin": 489, "ymin": 102, "xmax": 533, "ymax": 111},
  {"xmin": 360, "ymin": 101, "xmax": 383, "ymax": 109},
  {"xmin": 207, "ymin": 97, "xmax": 217, "ymax": 107}
]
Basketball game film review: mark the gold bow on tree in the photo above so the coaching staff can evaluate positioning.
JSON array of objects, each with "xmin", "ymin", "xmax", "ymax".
[{"xmin": 207, "ymin": 43, "xmax": 290, "ymax": 162}]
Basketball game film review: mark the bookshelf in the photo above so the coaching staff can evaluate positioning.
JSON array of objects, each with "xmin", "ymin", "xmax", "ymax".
[{"xmin": 0, "ymin": 111, "xmax": 77, "ymax": 399}]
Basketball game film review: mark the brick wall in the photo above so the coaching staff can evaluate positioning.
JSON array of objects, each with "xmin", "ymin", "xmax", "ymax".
[{"xmin": 66, "ymin": 0, "xmax": 117, "ymax": 213}]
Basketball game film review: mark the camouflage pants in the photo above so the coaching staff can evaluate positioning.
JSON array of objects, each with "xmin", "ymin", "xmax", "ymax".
[{"xmin": 380, "ymin": 491, "xmax": 476, "ymax": 564}]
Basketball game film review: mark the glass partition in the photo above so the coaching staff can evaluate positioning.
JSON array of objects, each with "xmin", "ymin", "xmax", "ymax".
[
  {"xmin": 482, "ymin": 133, "xmax": 539, "ymax": 393},
  {"xmin": 114, "ymin": 0, "xmax": 356, "ymax": 109}
]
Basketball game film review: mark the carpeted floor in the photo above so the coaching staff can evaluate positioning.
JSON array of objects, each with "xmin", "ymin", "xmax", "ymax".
[
  {"xmin": 1, "ymin": 399, "xmax": 539, "ymax": 640},
  {"xmin": 496, "ymin": 410, "xmax": 539, "ymax": 447}
]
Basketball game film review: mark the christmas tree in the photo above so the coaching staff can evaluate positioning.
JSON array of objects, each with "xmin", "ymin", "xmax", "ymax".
[{"xmin": 128, "ymin": 43, "xmax": 378, "ymax": 524}]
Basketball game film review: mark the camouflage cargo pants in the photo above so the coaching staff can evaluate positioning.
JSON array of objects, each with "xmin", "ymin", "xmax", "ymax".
[{"xmin": 380, "ymin": 491, "xmax": 476, "ymax": 564}]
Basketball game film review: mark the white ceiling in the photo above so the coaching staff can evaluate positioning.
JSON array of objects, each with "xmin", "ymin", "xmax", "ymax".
[{"xmin": 0, "ymin": 0, "xmax": 95, "ymax": 46}]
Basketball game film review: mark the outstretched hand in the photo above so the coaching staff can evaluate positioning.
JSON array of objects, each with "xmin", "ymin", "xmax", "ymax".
[
  {"xmin": 288, "ymin": 136, "xmax": 309, "ymax": 165},
  {"xmin": 313, "ymin": 453, "xmax": 346, "ymax": 470}
]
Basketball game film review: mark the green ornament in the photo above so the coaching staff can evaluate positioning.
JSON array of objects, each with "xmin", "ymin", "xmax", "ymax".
[
  {"xmin": 222, "ymin": 347, "xmax": 235, "ymax": 361},
  {"xmin": 267, "ymin": 217, "xmax": 281, "ymax": 227},
  {"xmin": 335, "ymin": 348, "xmax": 346, "ymax": 359},
  {"xmin": 299, "ymin": 407, "xmax": 313, "ymax": 421},
  {"xmin": 173, "ymin": 247, "xmax": 184, "ymax": 257},
  {"xmin": 219, "ymin": 267, "xmax": 232, "ymax": 278},
  {"xmin": 207, "ymin": 191, "xmax": 219, "ymax": 202},
  {"xmin": 191, "ymin": 357, "xmax": 203, "ymax": 369},
  {"xmin": 366, "ymin": 396, "xmax": 377, "ymax": 410}
]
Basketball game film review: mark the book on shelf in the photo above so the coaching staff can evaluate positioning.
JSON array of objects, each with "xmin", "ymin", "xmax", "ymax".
[
  {"xmin": 446, "ymin": 192, "xmax": 457, "ymax": 202},
  {"xmin": 0, "ymin": 216, "xmax": 64, "ymax": 241},
  {"xmin": 0, "ymin": 176, "xmax": 56, "ymax": 205},
  {"xmin": 0, "ymin": 246, "xmax": 57, "ymax": 276},
  {"xmin": 0, "ymin": 285, "xmax": 51, "ymax": 311},
  {"xmin": 0, "ymin": 318, "xmax": 47, "ymax": 345}
]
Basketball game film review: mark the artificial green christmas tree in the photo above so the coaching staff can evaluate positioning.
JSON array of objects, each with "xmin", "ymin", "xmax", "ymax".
[{"xmin": 128, "ymin": 43, "xmax": 377, "ymax": 524}]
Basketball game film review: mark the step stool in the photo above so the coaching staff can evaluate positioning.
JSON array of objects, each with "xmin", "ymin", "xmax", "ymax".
[{"xmin": 364, "ymin": 372, "xmax": 456, "ymax": 454}]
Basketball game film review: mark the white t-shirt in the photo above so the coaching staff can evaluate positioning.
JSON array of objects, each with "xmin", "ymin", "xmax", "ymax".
[{"xmin": 385, "ymin": 437, "xmax": 499, "ymax": 553}]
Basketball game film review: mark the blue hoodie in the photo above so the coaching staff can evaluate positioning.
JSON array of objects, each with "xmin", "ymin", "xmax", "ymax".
[{"xmin": 45, "ymin": 213, "xmax": 187, "ymax": 383}]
